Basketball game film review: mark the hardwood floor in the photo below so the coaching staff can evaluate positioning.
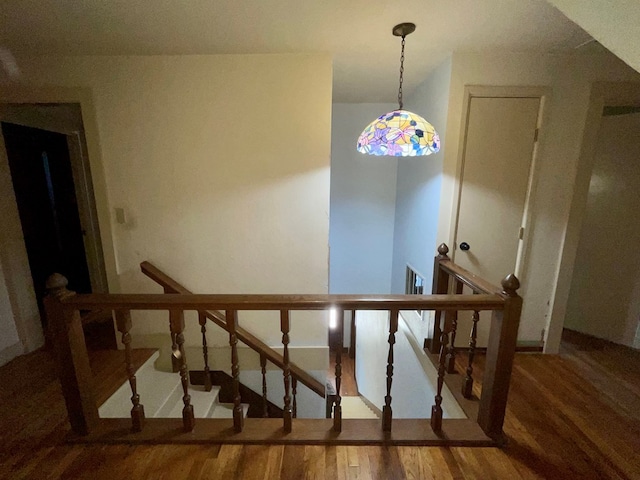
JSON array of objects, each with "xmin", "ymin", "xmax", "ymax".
[
  {"xmin": 1, "ymin": 331, "xmax": 639, "ymax": 479},
  {"xmin": 328, "ymin": 351, "xmax": 358, "ymax": 396}
]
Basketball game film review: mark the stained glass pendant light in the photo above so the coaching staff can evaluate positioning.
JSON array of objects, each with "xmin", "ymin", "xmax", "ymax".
[{"xmin": 357, "ymin": 23, "xmax": 440, "ymax": 157}]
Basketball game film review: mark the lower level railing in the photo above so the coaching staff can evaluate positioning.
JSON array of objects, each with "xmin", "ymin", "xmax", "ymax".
[{"xmin": 44, "ymin": 244, "xmax": 522, "ymax": 446}]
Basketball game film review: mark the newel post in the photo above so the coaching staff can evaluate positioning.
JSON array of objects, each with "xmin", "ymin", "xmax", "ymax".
[
  {"xmin": 428, "ymin": 243, "xmax": 450, "ymax": 353},
  {"xmin": 477, "ymin": 273, "xmax": 522, "ymax": 444},
  {"xmin": 44, "ymin": 273, "xmax": 99, "ymax": 436}
]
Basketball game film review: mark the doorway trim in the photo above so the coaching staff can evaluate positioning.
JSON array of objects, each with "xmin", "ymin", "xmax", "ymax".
[
  {"xmin": 545, "ymin": 82, "xmax": 640, "ymax": 352},
  {"xmin": 0, "ymin": 104, "xmax": 107, "ymax": 294},
  {"xmin": 0, "ymin": 85, "xmax": 118, "ymax": 353},
  {"xmin": 448, "ymin": 85, "xmax": 552, "ymax": 286}
]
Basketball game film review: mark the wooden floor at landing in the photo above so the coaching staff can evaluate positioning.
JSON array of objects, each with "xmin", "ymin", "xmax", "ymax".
[{"xmin": 0, "ymin": 331, "xmax": 639, "ymax": 479}]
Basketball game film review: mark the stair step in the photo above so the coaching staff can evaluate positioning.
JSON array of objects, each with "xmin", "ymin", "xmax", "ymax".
[
  {"xmin": 210, "ymin": 403, "xmax": 250, "ymax": 419},
  {"xmin": 340, "ymin": 396, "xmax": 380, "ymax": 419},
  {"xmin": 100, "ymin": 351, "xmax": 261, "ymax": 421},
  {"xmin": 162, "ymin": 385, "xmax": 221, "ymax": 418},
  {"xmin": 100, "ymin": 352, "xmax": 183, "ymax": 418}
]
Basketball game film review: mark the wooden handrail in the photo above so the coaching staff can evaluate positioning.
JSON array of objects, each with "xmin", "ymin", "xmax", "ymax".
[
  {"xmin": 438, "ymin": 259, "xmax": 504, "ymax": 296},
  {"xmin": 45, "ymin": 245, "xmax": 521, "ymax": 445},
  {"xmin": 139, "ymin": 262, "xmax": 326, "ymax": 398},
  {"xmin": 428, "ymin": 243, "xmax": 510, "ymax": 355},
  {"xmin": 64, "ymin": 293, "xmax": 505, "ymax": 311},
  {"xmin": 141, "ymin": 261, "xmax": 227, "ymax": 323},
  {"xmin": 427, "ymin": 243, "xmax": 522, "ymax": 443}
]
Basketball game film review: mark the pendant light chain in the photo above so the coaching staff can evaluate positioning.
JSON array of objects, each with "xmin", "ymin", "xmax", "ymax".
[{"xmin": 398, "ymin": 35, "xmax": 406, "ymax": 110}]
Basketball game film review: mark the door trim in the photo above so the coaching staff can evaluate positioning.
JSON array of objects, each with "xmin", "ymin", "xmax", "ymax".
[
  {"xmin": 0, "ymin": 105, "xmax": 108, "ymax": 294},
  {"xmin": 0, "ymin": 86, "xmax": 117, "ymax": 353},
  {"xmin": 449, "ymin": 85, "xmax": 552, "ymax": 287}
]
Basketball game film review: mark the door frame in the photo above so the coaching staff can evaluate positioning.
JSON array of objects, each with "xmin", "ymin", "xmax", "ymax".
[
  {"xmin": 0, "ymin": 86, "xmax": 117, "ymax": 353},
  {"xmin": 448, "ymin": 85, "xmax": 552, "ymax": 288},
  {"xmin": 545, "ymin": 82, "xmax": 640, "ymax": 352},
  {"xmin": 0, "ymin": 104, "xmax": 108, "ymax": 294}
]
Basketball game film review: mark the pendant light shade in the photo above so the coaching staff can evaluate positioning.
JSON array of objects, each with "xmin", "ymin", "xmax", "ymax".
[
  {"xmin": 356, "ymin": 109, "xmax": 440, "ymax": 156},
  {"xmin": 357, "ymin": 23, "xmax": 440, "ymax": 157}
]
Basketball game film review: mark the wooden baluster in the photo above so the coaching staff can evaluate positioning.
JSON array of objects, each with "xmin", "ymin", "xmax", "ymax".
[
  {"xmin": 281, "ymin": 310, "xmax": 292, "ymax": 433},
  {"xmin": 115, "ymin": 309, "xmax": 145, "ymax": 432},
  {"xmin": 226, "ymin": 310, "xmax": 244, "ymax": 433},
  {"xmin": 462, "ymin": 310, "xmax": 480, "ymax": 399},
  {"xmin": 382, "ymin": 309, "xmax": 399, "ymax": 432},
  {"xmin": 165, "ymin": 288, "xmax": 180, "ymax": 373},
  {"xmin": 292, "ymin": 377, "xmax": 298, "ymax": 419},
  {"xmin": 44, "ymin": 273, "xmax": 99, "ymax": 436},
  {"xmin": 198, "ymin": 312, "xmax": 212, "ymax": 392},
  {"xmin": 260, "ymin": 354, "xmax": 269, "ymax": 418},
  {"xmin": 431, "ymin": 331, "xmax": 449, "ymax": 433},
  {"xmin": 349, "ymin": 309, "xmax": 356, "ymax": 359},
  {"xmin": 333, "ymin": 308, "xmax": 344, "ymax": 432},
  {"xmin": 446, "ymin": 279, "xmax": 464, "ymax": 374},
  {"xmin": 429, "ymin": 244, "xmax": 450, "ymax": 353},
  {"xmin": 170, "ymin": 309, "xmax": 195, "ymax": 432}
]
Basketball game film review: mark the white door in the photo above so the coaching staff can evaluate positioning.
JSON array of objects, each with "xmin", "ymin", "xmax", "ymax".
[{"xmin": 453, "ymin": 95, "xmax": 541, "ymax": 346}]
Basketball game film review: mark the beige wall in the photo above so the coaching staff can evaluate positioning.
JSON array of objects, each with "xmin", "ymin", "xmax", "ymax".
[
  {"xmin": 436, "ymin": 52, "xmax": 640, "ymax": 351},
  {"xmin": 0, "ymin": 129, "xmax": 44, "ymax": 357},
  {"xmin": 564, "ymin": 112, "xmax": 640, "ymax": 347},
  {"xmin": 0, "ymin": 54, "xmax": 333, "ymax": 355},
  {"xmin": 0, "ymin": 259, "xmax": 22, "ymax": 365}
]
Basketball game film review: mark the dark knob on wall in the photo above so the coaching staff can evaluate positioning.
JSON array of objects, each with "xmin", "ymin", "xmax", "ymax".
[{"xmin": 459, "ymin": 242, "xmax": 470, "ymax": 251}]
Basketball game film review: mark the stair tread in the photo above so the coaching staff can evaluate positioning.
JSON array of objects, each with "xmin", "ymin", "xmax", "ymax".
[
  {"xmin": 210, "ymin": 403, "xmax": 250, "ymax": 418},
  {"xmin": 99, "ymin": 352, "xmax": 224, "ymax": 419},
  {"xmin": 100, "ymin": 352, "xmax": 181, "ymax": 418},
  {"xmin": 340, "ymin": 396, "xmax": 380, "ymax": 419},
  {"xmin": 163, "ymin": 386, "xmax": 221, "ymax": 418}
]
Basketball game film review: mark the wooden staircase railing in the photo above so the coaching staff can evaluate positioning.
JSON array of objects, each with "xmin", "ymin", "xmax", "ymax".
[
  {"xmin": 44, "ymin": 244, "xmax": 522, "ymax": 446},
  {"xmin": 139, "ymin": 261, "xmax": 325, "ymax": 398},
  {"xmin": 427, "ymin": 243, "xmax": 522, "ymax": 440}
]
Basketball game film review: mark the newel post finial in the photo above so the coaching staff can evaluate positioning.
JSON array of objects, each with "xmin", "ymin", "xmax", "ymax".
[
  {"xmin": 501, "ymin": 273, "xmax": 520, "ymax": 297},
  {"xmin": 45, "ymin": 273, "xmax": 74, "ymax": 299},
  {"xmin": 437, "ymin": 243, "xmax": 449, "ymax": 257}
]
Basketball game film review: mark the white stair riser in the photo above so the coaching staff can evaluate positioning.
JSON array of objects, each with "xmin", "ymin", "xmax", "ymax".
[{"xmin": 99, "ymin": 352, "xmax": 249, "ymax": 420}]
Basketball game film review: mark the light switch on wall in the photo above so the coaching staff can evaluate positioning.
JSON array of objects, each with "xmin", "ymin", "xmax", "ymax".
[{"xmin": 115, "ymin": 207, "xmax": 127, "ymax": 224}]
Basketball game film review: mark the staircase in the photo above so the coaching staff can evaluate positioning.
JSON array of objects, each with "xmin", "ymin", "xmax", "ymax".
[
  {"xmin": 99, "ymin": 351, "xmax": 249, "ymax": 420},
  {"xmin": 341, "ymin": 396, "xmax": 379, "ymax": 419},
  {"xmin": 46, "ymin": 244, "xmax": 523, "ymax": 445}
]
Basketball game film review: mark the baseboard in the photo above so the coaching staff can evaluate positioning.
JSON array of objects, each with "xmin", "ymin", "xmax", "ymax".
[
  {"xmin": 0, "ymin": 341, "xmax": 24, "ymax": 367},
  {"xmin": 424, "ymin": 340, "xmax": 544, "ymax": 354}
]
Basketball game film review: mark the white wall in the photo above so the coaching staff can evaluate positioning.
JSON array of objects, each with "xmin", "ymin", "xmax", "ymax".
[
  {"xmin": 391, "ymin": 57, "xmax": 452, "ymax": 293},
  {"xmin": 547, "ymin": 0, "xmax": 640, "ymax": 74},
  {"xmin": 0, "ymin": 130, "xmax": 44, "ymax": 360},
  {"xmin": 564, "ymin": 113, "xmax": 640, "ymax": 347},
  {"xmin": 1, "ymin": 54, "xmax": 333, "ymax": 358},
  {"xmin": 329, "ymin": 103, "xmax": 398, "ymax": 295},
  {"xmin": 0, "ymin": 259, "xmax": 22, "ymax": 366},
  {"xmin": 436, "ymin": 52, "xmax": 640, "ymax": 350},
  {"xmin": 0, "ymin": 261, "xmax": 20, "ymax": 352},
  {"xmin": 355, "ymin": 310, "xmax": 464, "ymax": 419}
]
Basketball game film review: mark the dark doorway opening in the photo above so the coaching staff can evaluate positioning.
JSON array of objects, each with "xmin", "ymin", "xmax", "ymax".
[{"xmin": 2, "ymin": 121, "xmax": 115, "ymax": 349}]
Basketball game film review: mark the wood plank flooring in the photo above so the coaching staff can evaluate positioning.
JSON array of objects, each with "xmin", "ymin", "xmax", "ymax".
[
  {"xmin": 328, "ymin": 351, "xmax": 358, "ymax": 396},
  {"xmin": 1, "ymin": 330, "xmax": 639, "ymax": 479}
]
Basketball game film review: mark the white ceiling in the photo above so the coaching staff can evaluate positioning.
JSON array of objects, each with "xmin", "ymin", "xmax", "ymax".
[{"xmin": 0, "ymin": 0, "xmax": 595, "ymax": 102}]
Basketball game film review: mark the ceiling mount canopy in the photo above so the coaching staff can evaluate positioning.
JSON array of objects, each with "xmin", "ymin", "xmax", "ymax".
[{"xmin": 356, "ymin": 23, "xmax": 440, "ymax": 157}]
